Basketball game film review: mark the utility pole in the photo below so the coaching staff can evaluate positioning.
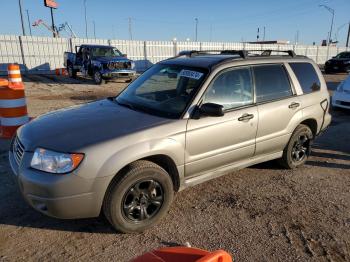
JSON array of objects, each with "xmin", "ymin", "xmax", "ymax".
[
  {"xmin": 295, "ymin": 30, "xmax": 299, "ymax": 45},
  {"xmin": 26, "ymin": 9, "xmax": 32, "ymax": 36},
  {"xmin": 209, "ymin": 23, "xmax": 212, "ymax": 42},
  {"xmin": 195, "ymin": 18, "xmax": 198, "ymax": 42},
  {"xmin": 128, "ymin": 17, "xmax": 133, "ymax": 40},
  {"xmin": 346, "ymin": 22, "xmax": 350, "ymax": 47},
  {"xmin": 257, "ymin": 27, "xmax": 260, "ymax": 42},
  {"xmin": 18, "ymin": 0, "xmax": 26, "ymax": 36},
  {"xmin": 84, "ymin": 0, "xmax": 88, "ymax": 38},
  {"xmin": 319, "ymin": 5, "xmax": 335, "ymax": 45},
  {"xmin": 50, "ymin": 7, "xmax": 56, "ymax": 37},
  {"xmin": 263, "ymin": 26, "xmax": 266, "ymax": 41},
  {"xmin": 93, "ymin": 21, "xmax": 96, "ymax": 39}
]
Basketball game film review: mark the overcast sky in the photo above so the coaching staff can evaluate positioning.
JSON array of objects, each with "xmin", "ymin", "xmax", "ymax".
[{"xmin": 0, "ymin": 0, "xmax": 349, "ymax": 45}]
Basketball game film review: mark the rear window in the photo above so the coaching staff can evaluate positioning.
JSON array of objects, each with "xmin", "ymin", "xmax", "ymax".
[
  {"xmin": 253, "ymin": 64, "xmax": 293, "ymax": 103},
  {"xmin": 289, "ymin": 63, "xmax": 320, "ymax": 94}
]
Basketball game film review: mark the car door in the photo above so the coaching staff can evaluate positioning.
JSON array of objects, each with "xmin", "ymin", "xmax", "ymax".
[
  {"xmin": 185, "ymin": 66, "xmax": 258, "ymax": 177},
  {"xmin": 252, "ymin": 64, "xmax": 302, "ymax": 156},
  {"xmin": 75, "ymin": 47, "xmax": 84, "ymax": 67}
]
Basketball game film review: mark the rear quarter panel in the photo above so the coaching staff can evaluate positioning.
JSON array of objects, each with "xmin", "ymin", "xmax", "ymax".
[{"xmin": 284, "ymin": 61, "xmax": 331, "ymax": 134}]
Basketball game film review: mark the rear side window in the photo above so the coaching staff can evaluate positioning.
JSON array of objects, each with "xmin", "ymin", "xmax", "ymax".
[
  {"xmin": 253, "ymin": 64, "xmax": 293, "ymax": 103},
  {"xmin": 289, "ymin": 63, "xmax": 321, "ymax": 94}
]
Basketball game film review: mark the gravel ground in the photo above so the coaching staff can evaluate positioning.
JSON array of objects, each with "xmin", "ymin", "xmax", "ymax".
[{"xmin": 0, "ymin": 73, "xmax": 349, "ymax": 262}]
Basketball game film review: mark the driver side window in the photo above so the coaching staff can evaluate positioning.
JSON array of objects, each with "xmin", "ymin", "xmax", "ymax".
[{"xmin": 202, "ymin": 67, "xmax": 254, "ymax": 110}]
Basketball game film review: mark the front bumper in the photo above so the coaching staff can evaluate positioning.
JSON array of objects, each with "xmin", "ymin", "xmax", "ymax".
[
  {"xmin": 332, "ymin": 91, "xmax": 350, "ymax": 109},
  {"xmin": 102, "ymin": 69, "xmax": 136, "ymax": 78},
  {"xmin": 9, "ymin": 145, "xmax": 110, "ymax": 219}
]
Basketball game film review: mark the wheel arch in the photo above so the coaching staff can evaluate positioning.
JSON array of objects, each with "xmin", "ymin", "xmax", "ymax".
[
  {"xmin": 103, "ymin": 152, "xmax": 181, "ymax": 200},
  {"xmin": 299, "ymin": 118, "xmax": 318, "ymax": 137},
  {"xmin": 100, "ymin": 153, "xmax": 181, "ymax": 216}
]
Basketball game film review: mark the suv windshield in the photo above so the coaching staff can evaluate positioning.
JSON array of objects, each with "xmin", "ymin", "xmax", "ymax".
[
  {"xmin": 91, "ymin": 47, "xmax": 122, "ymax": 57},
  {"xmin": 116, "ymin": 64, "xmax": 208, "ymax": 118}
]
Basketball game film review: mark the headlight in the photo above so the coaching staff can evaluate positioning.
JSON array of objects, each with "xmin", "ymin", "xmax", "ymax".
[
  {"xmin": 131, "ymin": 61, "xmax": 135, "ymax": 69},
  {"xmin": 30, "ymin": 148, "xmax": 84, "ymax": 174}
]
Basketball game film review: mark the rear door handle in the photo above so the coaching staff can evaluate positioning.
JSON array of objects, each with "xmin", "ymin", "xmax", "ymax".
[
  {"xmin": 289, "ymin": 102, "xmax": 300, "ymax": 109},
  {"xmin": 238, "ymin": 113, "xmax": 254, "ymax": 121}
]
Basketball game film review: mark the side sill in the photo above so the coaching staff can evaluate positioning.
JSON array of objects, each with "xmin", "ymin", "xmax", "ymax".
[{"xmin": 181, "ymin": 151, "xmax": 283, "ymax": 190}]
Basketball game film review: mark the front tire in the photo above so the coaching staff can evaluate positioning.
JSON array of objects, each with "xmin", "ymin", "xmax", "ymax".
[
  {"xmin": 103, "ymin": 160, "xmax": 174, "ymax": 233},
  {"xmin": 278, "ymin": 124, "xmax": 313, "ymax": 169},
  {"xmin": 93, "ymin": 70, "xmax": 105, "ymax": 85}
]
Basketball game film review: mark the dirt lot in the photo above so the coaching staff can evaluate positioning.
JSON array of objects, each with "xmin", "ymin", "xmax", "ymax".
[{"xmin": 0, "ymin": 73, "xmax": 349, "ymax": 262}]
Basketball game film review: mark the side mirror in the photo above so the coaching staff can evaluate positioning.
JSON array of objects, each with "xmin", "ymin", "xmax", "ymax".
[
  {"xmin": 200, "ymin": 103, "xmax": 224, "ymax": 117},
  {"xmin": 122, "ymin": 54, "xmax": 127, "ymax": 58}
]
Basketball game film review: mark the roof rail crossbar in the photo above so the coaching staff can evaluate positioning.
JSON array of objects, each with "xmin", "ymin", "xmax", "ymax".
[
  {"xmin": 220, "ymin": 50, "xmax": 248, "ymax": 58},
  {"xmin": 176, "ymin": 49, "xmax": 296, "ymax": 59},
  {"xmin": 177, "ymin": 50, "xmax": 247, "ymax": 59},
  {"xmin": 252, "ymin": 49, "xmax": 296, "ymax": 57}
]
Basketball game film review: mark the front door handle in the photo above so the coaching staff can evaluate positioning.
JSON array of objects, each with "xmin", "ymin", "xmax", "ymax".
[
  {"xmin": 238, "ymin": 113, "xmax": 254, "ymax": 121},
  {"xmin": 289, "ymin": 102, "xmax": 300, "ymax": 109}
]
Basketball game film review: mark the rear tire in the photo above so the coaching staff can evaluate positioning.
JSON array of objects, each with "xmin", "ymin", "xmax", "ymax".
[
  {"xmin": 278, "ymin": 124, "xmax": 313, "ymax": 169},
  {"xmin": 103, "ymin": 160, "xmax": 174, "ymax": 233}
]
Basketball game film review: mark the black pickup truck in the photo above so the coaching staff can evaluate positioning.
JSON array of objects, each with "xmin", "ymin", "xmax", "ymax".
[{"xmin": 64, "ymin": 44, "xmax": 136, "ymax": 84}]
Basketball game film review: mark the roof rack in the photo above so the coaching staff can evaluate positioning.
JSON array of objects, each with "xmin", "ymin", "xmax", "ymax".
[
  {"xmin": 177, "ymin": 50, "xmax": 248, "ymax": 59},
  {"xmin": 177, "ymin": 49, "xmax": 297, "ymax": 59},
  {"xmin": 253, "ymin": 49, "xmax": 297, "ymax": 57}
]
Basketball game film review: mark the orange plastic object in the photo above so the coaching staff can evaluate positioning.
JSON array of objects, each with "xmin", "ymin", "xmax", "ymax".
[
  {"xmin": 55, "ymin": 68, "xmax": 68, "ymax": 76},
  {"xmin": 131, "ymin": 247, "xmax": 233, "ymax": 262},
  {"xmin": 7, "ymin": 64, "xmax": 24, "ymax": 90},
  {"xmin": 0, "ymin": 79, "xmax": 8, "ymax": 87}
]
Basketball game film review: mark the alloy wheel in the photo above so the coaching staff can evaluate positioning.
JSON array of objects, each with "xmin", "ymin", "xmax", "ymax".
[
  {"xmin": 291, "ymin": 134, "xmax": 309, "ymax": 162},
  {"xmin": 122, "ymin": 179, "xmax": 164, "ymax": 222}
]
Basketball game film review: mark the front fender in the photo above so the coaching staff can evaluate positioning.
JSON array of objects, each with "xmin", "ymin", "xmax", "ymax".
[{"xmin": 97, "ymin": 137, "xmax": 185, "ymax": 180}]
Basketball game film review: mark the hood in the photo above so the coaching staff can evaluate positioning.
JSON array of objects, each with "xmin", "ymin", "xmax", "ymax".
[
  {"xmin": 342, "ymin": 75, "xmax": 350, "ymax": 91},
  {"xmin": 18, "ymin": 99, "xmax": 170, "ymax": 152},
  {"xmin": 93, "ymin": 56, "xmax": 130, "ymax": 63},
  {"xmin": 328, "ymin": 57, "xmax": 349, "ymax": 63}
]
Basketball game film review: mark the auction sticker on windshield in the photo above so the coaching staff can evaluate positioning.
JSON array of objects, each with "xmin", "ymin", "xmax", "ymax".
[{"xmin": 179, "ymin": 69, "xmax": 203, "ymax": 80}]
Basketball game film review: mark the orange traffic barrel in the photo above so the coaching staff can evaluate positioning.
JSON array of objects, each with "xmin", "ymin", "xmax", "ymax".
[
  {"xmin": 55, "ymin": 68, "xmax": 67, "ymax": 76},
  {"xmin": 0, "ymin": 68, "xmax": 28, "ymax": 139},
  {"xmin": 131, "ymin": 247, "xmax": 233, "ymax": 262},
  {"xmin": 7, "ymin": 64, "xmax": 24, "ymax": 90}
]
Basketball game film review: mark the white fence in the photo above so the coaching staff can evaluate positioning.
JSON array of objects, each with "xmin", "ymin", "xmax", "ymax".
[{"xmin": 0, "ymin": 34, "xmax": 349, "ymax": 74}]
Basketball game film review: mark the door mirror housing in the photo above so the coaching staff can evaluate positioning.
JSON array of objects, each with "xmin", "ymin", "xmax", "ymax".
[{"xmin": 199, "ymin": 103, "xmax": 224, "ymax": 117}]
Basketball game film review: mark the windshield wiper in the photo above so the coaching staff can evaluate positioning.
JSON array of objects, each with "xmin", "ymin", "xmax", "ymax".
[{"xmin": 116, "ymin": 99, "xmax": 135, "ymax": 110}]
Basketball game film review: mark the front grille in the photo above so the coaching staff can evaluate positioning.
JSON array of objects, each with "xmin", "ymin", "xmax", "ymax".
[
  {"xmin": 340, "ymin": 101, "xmax": 350, "ymax": 106},
  {"xmin": 12, "ymin": 136, "xmax": 25, "ymax": 165},
  {"xmin": 107, "ymin": 61, "xmax": 131, "ymax": 70}
]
